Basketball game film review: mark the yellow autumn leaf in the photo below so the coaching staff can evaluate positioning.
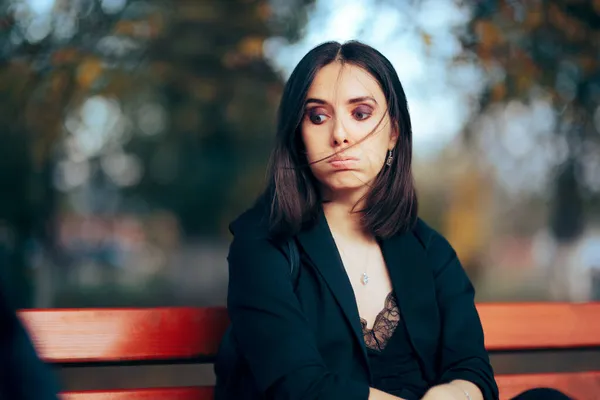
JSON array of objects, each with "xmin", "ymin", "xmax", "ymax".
[
  {"xmin": 524, "ymin": 3, "xmax": 543, "ymax": 29},
  {"xmin": 51, "ymin": 48, "xmax": 79, "ymax": 66},
  {"xmin": 177, "ymin": 4, "xmax": 218, "ymax": 22},
  {"xmin": 257, "ymin": 2, "xmax": 271, "ymax": 21},
  {"xmin": 475, "ymin": 20, "xmax": 502, "ymax": 50},
  {"xmin": 516, "ymin": 74, "xmax": 531, "ymax": 94},
  {"xmin": 147, "ymin": 13, "xmax": 165, "ymax": 37},
  {"xmin": 114, "ymin": 20, "xmax": 134, "ymax": 36},
  {"xmin": 76, "ymin": 58, "xmax": 103, "ymax": 89},
  {"xmin": 491, "ymin": 83, "xmax": 506, "ymax": 101},
  {"xmin": 443, "ymin": 172, "xmax": 491, "ymax": 268},
  {"xmin": 192, "ymin": 79, "xmax": 217, "ymax": 101},
  {"xmin": 421, "ymin": 32, "xmax": 432, "ymax": 47},
  {"xmin": 579, "ymin": 55, "xmax": 598, "ymax": 75},
  {"xmin": 51, "ymin": 71, "xmax": 68, "ymax": 93},
  {"xmin": 239, "ymin": 37, "xmax": 264, "ymax": 58}
]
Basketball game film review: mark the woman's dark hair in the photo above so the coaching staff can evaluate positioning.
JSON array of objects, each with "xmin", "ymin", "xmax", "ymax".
[{"xmin": 260, "ymin": 40, "xmax": 418, "ymax": 240}]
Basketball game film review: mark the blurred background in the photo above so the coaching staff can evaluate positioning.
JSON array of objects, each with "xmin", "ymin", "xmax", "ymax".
[{"xmin": 1, "ymin": 0, "xmax": 600, "ymax": 313}]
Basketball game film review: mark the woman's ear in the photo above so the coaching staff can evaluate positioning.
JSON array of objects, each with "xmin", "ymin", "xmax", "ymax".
[{"xmin": 388, "ymin": 120, "xmax": 400, "ymax": 150}]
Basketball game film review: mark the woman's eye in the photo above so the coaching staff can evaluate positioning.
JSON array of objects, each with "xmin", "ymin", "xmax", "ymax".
[
  {"xmin": 353, "ymin": 108, "xmax": 372, "ymax": 121},
  {"xmin": 308, "ymin": 112, "xmax": 327, "ymax": 124}
]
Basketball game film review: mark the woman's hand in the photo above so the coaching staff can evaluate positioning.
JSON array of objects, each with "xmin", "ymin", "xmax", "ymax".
[
  {"xmin": 369, "ymin": 387, "xmax": 406, "ymax": 400},
  {"xmin": 421, "ymin": 380, "xmax": 482, "ymax": 400},
  {"xmin": 421, "ymin": 384, "xmax": 466, "ymax": 400}
]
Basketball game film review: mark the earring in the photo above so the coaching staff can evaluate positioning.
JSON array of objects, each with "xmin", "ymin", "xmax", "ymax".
[{"xmin": 385, "ymin": 150, "xmax": 393, "ymax": 167}]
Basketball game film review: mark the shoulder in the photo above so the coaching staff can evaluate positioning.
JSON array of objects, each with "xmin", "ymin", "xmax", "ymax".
[
  {"xmin": 228, "ymin": 200, "xmax": 288, "ymax": 261},
  {"xmin": 226, "ymin": 204, "xmax": 294, "ymax": 295},
  {"xmin": 229, "ymin": 198, "xmax": 272, "ymax": 240},
  {"xmin": 411, "ymin": 217, "xmax": 458, "ymax": 275},
  {"xmin": 412, "ymin": 218, "xmax": 452, "ymax": 252}
]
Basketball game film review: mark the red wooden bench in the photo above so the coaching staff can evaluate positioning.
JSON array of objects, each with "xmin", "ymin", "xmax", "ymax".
[{"xmin": 18, "ymin": 303, "xmax": 600, "ymax": 400}]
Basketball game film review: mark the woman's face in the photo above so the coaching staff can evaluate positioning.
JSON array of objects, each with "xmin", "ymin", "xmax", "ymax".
[{"xmin": 301, "ymin": 62, "xmax": 398, "ymax": 200}]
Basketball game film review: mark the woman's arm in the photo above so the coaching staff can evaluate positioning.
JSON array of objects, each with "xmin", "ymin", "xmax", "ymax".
[
  {"xmin": 421, "ymin": 380, "xmax": 482, "ymax": 400},
  {"xmin": 369, "ymin": 387, "xmax": 407, "ymax": 400},
  {"xmin": 420, "ymin": 226, "xmax": 499, "ymax": 400},
  {"xmin": 227, "ymin": 229, "xmax": 370, "ymax": 400}
]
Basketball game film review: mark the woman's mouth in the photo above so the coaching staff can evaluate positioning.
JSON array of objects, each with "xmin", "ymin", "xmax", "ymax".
[{"xmin": 328, "ymin": 157, "xmax": 359, "ymax": 169}]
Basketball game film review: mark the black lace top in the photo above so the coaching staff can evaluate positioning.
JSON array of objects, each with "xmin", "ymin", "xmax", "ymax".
[
  {"xmin": 359, "ymin": 291, "xmax": 429, "ymax": 400},
  {"xmin": 360, "ymin": 291, "xmax": 401, "ymax": 351}
]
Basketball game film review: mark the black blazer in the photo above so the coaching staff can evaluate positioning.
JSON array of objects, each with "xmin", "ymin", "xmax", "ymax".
[
  {"xmin": 215, "ymin": 204, "xmax": 499, "ymax": 400},
  {"xmin": 0, "ymin": 283, "xmax": 60, "ymax": 400}
]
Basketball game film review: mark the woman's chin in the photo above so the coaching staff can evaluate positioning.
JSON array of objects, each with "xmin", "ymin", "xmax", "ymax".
[{"xmin": 323, "ymin": 180, "xmax": 370, "ymax": 197}]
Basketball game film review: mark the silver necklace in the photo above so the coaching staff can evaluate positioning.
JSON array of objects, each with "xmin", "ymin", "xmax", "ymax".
[
  {"xmin": 336, "ymin": 239, "xmax": 372, "ymax": 286},
  {"xmin": 361, "ymin": 271, "xmax": 370, "ymax": 285},
  {"xmin": 360, "ymin": 245, "xmax": 372, "ymax": 285}
]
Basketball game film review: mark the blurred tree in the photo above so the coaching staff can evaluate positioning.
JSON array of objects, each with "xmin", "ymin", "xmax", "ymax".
[
  {"xmin": 462, "ymin": 0, "xmax": 600, "ymax": 243},
  {"xmin": 0, "ymin": 0, "xmax": 315, "ymax": 307},
  {"xmin": 129, "ymin": 0, "xmax": 315, "ymax": 236}
]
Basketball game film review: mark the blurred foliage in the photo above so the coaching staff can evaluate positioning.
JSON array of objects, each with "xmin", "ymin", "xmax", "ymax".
[
  {"xmin": 463, "ymin": 0, "xmax": 600, "ymax": 242},
  {"xmin": 2, "ymin": 0, "xmax": 599, "ymax": 306},
  {"xmin": 0, "ymin": 0, "xmax": 315, "ymax": 306}
]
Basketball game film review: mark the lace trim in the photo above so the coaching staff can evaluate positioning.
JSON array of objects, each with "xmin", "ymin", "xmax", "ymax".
[{"xmin": 360, "ymin": 291, "xmax": 400, "ymax": 351}]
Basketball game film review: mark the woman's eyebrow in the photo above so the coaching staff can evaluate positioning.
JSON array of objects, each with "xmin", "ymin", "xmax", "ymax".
[
  {"xmin": 305, "ymin": 98, "xmax": 327, "ymax": 105},
  {"xmin": 347, "ymin": 96, "xmax": 377, "ymax": 105},
  {"xmin": 304, "ymin": 96, "xmax": 378, "ymax": 106}
]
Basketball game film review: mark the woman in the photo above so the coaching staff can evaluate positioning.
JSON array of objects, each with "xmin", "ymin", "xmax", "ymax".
[{"xmin": 214, "ymin": 41, "xmax": 571, "ymax": 400}]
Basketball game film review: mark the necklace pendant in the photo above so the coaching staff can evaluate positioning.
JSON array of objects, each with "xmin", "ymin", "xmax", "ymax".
[{"xmin": 361, "ymin": 272, "xmax": 369, "ymax": 285}]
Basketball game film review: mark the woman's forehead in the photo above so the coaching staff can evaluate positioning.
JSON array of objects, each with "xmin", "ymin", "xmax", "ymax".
[{"xmin": 306, "ymin": 62, "xmax": 385, "ymax": 104}]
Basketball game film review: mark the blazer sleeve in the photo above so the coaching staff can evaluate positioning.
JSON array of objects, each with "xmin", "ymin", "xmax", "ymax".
[
  {"xmin": 0, "ymin": 287, "xmax": 60, "ymax": 400},
  {"xmin": 226, "ymin": 232, "xmax": 370, "ymax": 400},
  {"xmin": 427, "ymin": 230, "xmax": 499, "ymax": 400}
]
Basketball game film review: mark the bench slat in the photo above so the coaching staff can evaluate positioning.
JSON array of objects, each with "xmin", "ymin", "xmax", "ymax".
[
  {"xmin": 18, "ymin": 303, "xmax": 600, "ymax": 363},
  {"xmin": 60, "ymin": 387, "xmax": 212, "ymax": 400},
  {"xmin": 55, "ymin": 372, "xmax": 600, "ymax": 400},
  {"xmin": 496, "ymin": 371, "xmax": 600, "ymax": 400},
  {"xmin": 19, "ymin": 307, "xmax": 229, "ymax": 363},
  {"xmin": 479, "ymin": 303, "xmax": 600, "ymax": 350},
  {"xmin": 16, "ymin": 304, "xmax": 600, "ymax": 399}
]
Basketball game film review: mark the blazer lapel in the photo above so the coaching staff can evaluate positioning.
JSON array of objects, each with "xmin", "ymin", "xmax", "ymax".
[
  {"xmin": 295, "ymin": 208, "xmax": 370, "ymax": 372},
  {"xmin": 381, "ymin": 231, "xmax": 440, "ymax": 383}
]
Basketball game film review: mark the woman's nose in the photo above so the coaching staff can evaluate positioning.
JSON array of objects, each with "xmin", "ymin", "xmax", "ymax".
[{"xmin": 331, "ymin": 119, "xmax": 350, "ymax": 146}]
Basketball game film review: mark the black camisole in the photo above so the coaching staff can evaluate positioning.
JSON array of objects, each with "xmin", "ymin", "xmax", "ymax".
[{"xmin": 360, "ymin": 291, "xmax": 430, "ymax": 400}]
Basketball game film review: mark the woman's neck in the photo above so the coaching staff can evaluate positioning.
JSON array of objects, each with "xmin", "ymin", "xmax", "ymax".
[{"xmin": 322, "ymin": 200, "xmax": 372, "ymax": 243}]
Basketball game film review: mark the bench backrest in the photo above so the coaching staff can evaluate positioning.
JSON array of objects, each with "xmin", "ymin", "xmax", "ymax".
[{"xmin": 18, "ymin": 303, "xmax": 600, "ymax": 400}]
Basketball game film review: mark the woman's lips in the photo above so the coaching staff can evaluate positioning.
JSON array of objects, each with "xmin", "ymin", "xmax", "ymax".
[{"xmin": 328, "ymin": 157, "xmax": 359, "ymax": 169}]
